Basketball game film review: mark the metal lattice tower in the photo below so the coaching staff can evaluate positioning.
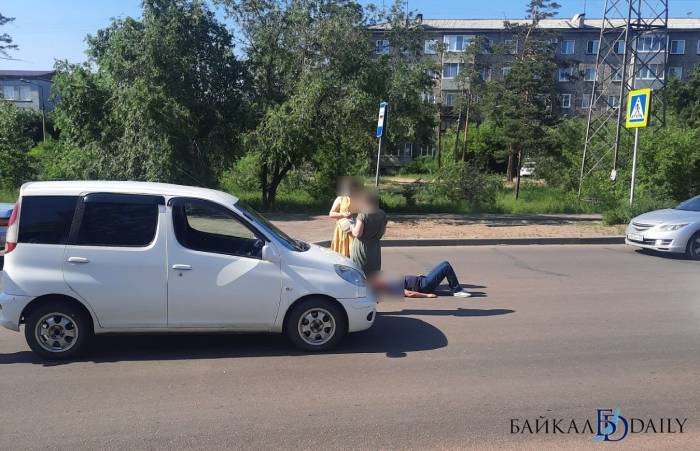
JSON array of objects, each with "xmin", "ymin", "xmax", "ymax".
[{"xmin": 579, "ymin": 0, "xmax": 669, "ymax": 196}]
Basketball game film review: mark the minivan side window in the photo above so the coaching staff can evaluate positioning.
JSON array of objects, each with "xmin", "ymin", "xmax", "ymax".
[
  {"xmin": 18, "ymin": 196, "xmax": 78, "ymax": 245},
  {"xmin": 171, "ymin": 198, "xmax": 263, "ymax": 258},
  {"xmin": 74, "ymin": 194, "xmax": 162, "ymax": 247}
]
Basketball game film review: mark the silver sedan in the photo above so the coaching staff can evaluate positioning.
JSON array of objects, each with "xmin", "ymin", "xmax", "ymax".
[{"xmin": 625, "ymin": 195, "xmax": 700, "ymax": 259}]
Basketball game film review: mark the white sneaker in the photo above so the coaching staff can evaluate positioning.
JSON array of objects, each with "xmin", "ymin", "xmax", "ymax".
[{"xmin": 453, "ymin": 291, "xmax": 472, "ymax": 298}]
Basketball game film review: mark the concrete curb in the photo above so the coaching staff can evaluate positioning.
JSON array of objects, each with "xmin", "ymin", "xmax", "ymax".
[{"xmin": 313, "ymin": 236, "xmax": 625, "ymax": 248}]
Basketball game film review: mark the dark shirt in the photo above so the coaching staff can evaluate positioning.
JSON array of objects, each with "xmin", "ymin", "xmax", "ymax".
[{"xmin": 404, "ymin": 275, "xmax": 422, "ymax": 292}]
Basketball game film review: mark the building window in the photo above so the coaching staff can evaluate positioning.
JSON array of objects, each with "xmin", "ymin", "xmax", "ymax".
[
  {"xmin": 479, "ymin": 68, "xmax": 491, "ymax": 81},
  {"xmin": 482, "ymin": 38, "xmax": 495, "ymax": 54},
  {"xmin": 670, "ymin": 40, "xmax": 685, "ymax": 55},
  {"xmin": 581, "ymin": 93, "xmax": 592, "ymax": 109},
  {"xmin": 584, "ymin": 66, "xmax": 597, "ymax": 82},
  {"xmin": 422, "ymin": 92, "xmax": 436, "ymax": 104},
  {"xmin": 424, "ymin": 39, "xmax": 438, "ymax": 55},
  {"xmin": 587, "ymin": 40, "xmax": 600, "ymax": 54},
  {"xmin": 559, "ymin": 94, "xmax": 572, "ymax": 109},
  {"xmin": 636, "ymin": 36, "xmax": 663, "ymax": 53},
  {"xmin": 2, "ymin": 85, "xmax": 32, "ymax": 102},
  {"xmin": 669, "ymin": 66, "xmax": 683, "ymax": 80},
  {"xmin": 560, "ymin": 40, "xmax": 575, "ymax": 55},
  {"xmin": 502, "ymin": 66, "xmax": 511, "ymax": 77},
  {"xmin": 419, "ymin": 145, "xmax": 435, "ymax": 157},
  {"xmin": 615, "ymin": 40, "xmax": 625, "ymax": 54},
  {"xmin": 607, "ymin": 96, "xmax": 620, "ymax": 110},
  {"xmin": 504, "ymin": 39, "xmax": 518, "ymax": 54},
  {"xmin": 697, "ymin": 40, "xmax": 700, "ymax": 54},
  {"xmin": 636, "ymin": 64, "xmax": 664, "ymax": 80},
  {"xmin": 558, "ymin": 67, "xmax": 575, "ymax": 82},
  {"xmin": 444, "ymin": 93, "xmax": 456, "ymax": 107},
  {"xmin": 612, "ymin": 66, "xmax": 623, "ymax": 82},
  {"xmin": 442, "ymin": 63, "xmax": 463, "ymax": 79},
  {"xmin": 375, "ymin": 39, "xmax": 389, "ymax": 55},
  {"xmin": 443, "ymin": 35, "xmax": 471, "ymax": 52}
]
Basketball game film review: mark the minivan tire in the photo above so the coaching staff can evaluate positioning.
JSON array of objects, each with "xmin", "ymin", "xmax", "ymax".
[
  {"xmin": 285, "ymin": 297, "xmax": 347, "ymax": 352},
  {"xmin": 24, "ymin": 301, "xmax": 93, "ymax": 360},
  {"xmin": 686, "ymin": 231, "xmax": 700, "ymax": 260}
]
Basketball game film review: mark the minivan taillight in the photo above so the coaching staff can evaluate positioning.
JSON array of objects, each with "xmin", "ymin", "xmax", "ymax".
[{"xmin": 4, "ymin": 200, "xmax": 20, "ymax": 254}]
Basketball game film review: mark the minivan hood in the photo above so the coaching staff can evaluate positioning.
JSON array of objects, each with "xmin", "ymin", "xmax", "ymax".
[
  {"xmin": 632, "ymin": 208, "xmax": 700, "ymax": 225},
  {"xmin": 280, "ymin": 243, "xmax": 363, "ymax": 299}
]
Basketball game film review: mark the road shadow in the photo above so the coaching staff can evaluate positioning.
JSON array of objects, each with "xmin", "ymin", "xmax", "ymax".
[
  {"xmin": 635, "ymin": 248, "xmax": 697, "ymax": 262},
  {"xmin": 0, "ymin": 315, "xmax": 447, "ymax": 365},
  {"xmin": 381, "ymin": 308, "xmax": 514, "ymax": 317},
  {"xmin": 432, "ymin": 283, "xmax": 487, "ymax": 297}
]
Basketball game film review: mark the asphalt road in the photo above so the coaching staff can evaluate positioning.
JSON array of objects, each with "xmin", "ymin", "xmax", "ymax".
[{"xmin": 0, "ymin": 245, "xmax": 698, "ymax": 450}]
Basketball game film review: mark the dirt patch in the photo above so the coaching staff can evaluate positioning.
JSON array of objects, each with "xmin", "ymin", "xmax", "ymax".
[{"xmin": 269, "ymin": 213, "xmax": 625, "ymax": 243}]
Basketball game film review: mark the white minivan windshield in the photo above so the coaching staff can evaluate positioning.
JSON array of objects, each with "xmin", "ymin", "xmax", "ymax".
[{"xmin": 235, "ymin": 201, "xmax": 309, "ymax": 252}]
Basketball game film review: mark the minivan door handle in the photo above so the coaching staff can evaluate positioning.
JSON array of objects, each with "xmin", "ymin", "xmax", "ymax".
[
  {"xmin": 171, "ymin": 264, "xmax": 192, "ymax": 271},
  {"xmin": 67, "ymin": 257, "xmax": 90, "ymax": 264}
]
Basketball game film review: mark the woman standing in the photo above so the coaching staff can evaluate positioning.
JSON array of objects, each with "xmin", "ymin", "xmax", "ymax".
[
  {"xmin": 350, "ymin": 190, "xmax": 387, "ymax": 277},
  {"xmin": 329, "ymin": 177, "xmax": 361, "ymax": 257}
]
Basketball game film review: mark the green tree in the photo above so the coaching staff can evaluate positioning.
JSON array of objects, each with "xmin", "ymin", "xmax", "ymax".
[
  {"xmin": 0, "ymin": 12, "xmax": 18, "ymax": 59},
  {"xmin": 666, "ymin": 65, "xmax": 700, "ymax": 128},
  {"xmin": 52, "ymin": 0, "xmax": 245, "ymax": 186},
  {"xmin": 485, "ymin": 0, "xmax": 561, "ymax": 190},
  {"xmin": 0, "ymin": 102, "xmax": 36, "ymax": 188},
  {"xmin": 220, "ymin": 0, "xmax": 435, "ymax": 205}
]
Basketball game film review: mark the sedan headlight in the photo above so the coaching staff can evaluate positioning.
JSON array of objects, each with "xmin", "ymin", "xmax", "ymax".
[
  {"xmin": 658, "ymin": 223, "xmax": 688, "ymax": 231},
  {"xmin": 334, "ymin": 265, "xmax": 366, "ymax": 287}
]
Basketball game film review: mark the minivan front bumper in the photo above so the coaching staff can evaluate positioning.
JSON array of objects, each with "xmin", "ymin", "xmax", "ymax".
[
  {"xmin": 338, "ymin": 293, "xmax": 377, "ymax": 333},
  {"xmin": 0, "ymin": 292, "xmax": 34, "ymax": 331}
]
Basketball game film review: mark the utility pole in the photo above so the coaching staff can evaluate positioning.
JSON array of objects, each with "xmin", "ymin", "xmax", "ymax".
[{"xmin": 20, "ymin": 78, "xmax": 46, "ymax": 142}]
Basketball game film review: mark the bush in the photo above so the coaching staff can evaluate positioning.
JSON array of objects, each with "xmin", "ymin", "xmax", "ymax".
[
  {"xmin": 602, "ymin": 195, "xmax": 675, "ymax": 225},
  {"xmin": 399, "ymin": 156, "xmax": 438, "ymax": 175},
  {"xmin": 29, "ymin": 139, "xmax": 97, "ymax": 181},
  {"xmin": 426, "ymin": 161, "xmax": 501, "ymax": 209},
  {"xmin": 220, "ymin": 153, "xmax": 261, "ymax": 193}
]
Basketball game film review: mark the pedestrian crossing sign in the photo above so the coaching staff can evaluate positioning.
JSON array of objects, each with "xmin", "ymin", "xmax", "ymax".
[{"xmin": 625, "ymin": 88, "xmax": 651, "ymax": 128}]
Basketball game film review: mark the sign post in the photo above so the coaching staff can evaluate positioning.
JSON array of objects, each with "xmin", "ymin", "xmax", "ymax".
[
  {"xmin": 625, "ymin": 88, "xmax": 651, "ymax": 206},
  {"xmin": 375, "ymin": 102, "xmax": 388, "ymax": 187}
]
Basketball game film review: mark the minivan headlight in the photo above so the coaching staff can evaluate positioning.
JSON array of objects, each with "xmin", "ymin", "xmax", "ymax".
[
  {"xmin": 659, "ymin": 223, "xmax": 688, "ymax": 231},
  {"xmin": 334, "ymin": 265, "xmax": 366, "ymax": 287}
]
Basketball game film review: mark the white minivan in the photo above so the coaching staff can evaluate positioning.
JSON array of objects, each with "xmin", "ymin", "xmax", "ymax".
[{"xmin": 0, "ymin": 181, "xmax": 376, "ymax": 359}]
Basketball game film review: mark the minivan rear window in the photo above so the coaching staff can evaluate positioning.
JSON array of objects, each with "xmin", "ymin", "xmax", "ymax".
[
  {"xmin": 18, "ymin": 196, "xmax": 78, "ymax": 245},
  {"xmin": 75, "ymin": 194, "xmax": 161, "ymax": 247}
]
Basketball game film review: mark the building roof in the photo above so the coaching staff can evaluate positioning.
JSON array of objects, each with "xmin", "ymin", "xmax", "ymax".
[
  {"xmin": 19, "ymin": 181, "xmax": 239, "ymax": 206},
  {"xmin": 0, "ymin": 70, "xmax": 55, "ymax": 80},
  {"xmin": 371, "ymin": 17, "xmax": 700, "ymax": 31}
]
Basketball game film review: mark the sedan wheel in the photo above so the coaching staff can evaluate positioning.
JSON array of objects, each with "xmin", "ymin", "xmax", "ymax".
[{"xmin": 687, "ymin": 232, "xmax": 700, "ymax": 260}]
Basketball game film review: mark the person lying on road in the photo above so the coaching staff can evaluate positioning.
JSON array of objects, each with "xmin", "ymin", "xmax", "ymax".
[{"xmin": 370, "ymin": 260, "xmax": 472, "ymax": 298}]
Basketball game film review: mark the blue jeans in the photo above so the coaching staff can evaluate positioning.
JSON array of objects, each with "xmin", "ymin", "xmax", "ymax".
[{"xmin": 417, "ymin": 261, "xmax": 462, "ymax": 293}]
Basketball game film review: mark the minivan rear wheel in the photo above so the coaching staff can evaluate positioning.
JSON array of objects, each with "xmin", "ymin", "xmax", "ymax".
[
  {"xmin": 25, "ymin": 302, "xmax": 93, "ymax": 360},
  {"xmin": 686, "ymin": 231, "xmax": 700, "ymax": 260},
  {"xmin": 285, "ymin": 298, "xmax": 347, "ymax": 352}
]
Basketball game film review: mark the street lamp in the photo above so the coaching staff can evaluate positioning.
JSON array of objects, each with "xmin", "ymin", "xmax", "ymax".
[{"xmin": 19, "ymin": 78, "xmax": 46, "ymax": 142}]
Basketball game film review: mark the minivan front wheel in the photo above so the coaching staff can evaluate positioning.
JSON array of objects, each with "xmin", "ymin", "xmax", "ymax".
[
  {"xmin": 285, "ymin": 298, "xmax": 347, "ymax": 352},
  {"xmin": 25, "ymin": 302, "xmax": 93, "ymax": 360}
]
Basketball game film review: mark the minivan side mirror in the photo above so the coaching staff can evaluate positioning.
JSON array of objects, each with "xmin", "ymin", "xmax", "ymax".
[{"xmin": 262, "ymin": 243, "xmax": 280, "ymax": 263}]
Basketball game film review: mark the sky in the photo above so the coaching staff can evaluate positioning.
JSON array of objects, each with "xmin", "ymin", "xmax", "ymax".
[{"xmin": 2, "ymin": 0, "xmax": 698, "ymax": 70}]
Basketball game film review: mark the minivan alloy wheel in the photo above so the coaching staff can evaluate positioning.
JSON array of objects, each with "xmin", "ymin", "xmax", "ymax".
[
  {"xmin": 298, "ymin": 308, "xmax": 336, "ymax": 346},
  {"xmin": 35, "ymin": 312, "xmax": 79, "ymax": 353}
]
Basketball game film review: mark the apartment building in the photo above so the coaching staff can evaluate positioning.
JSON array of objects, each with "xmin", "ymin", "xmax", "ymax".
[
  {"xmin": 0, "ymin": 70, "xmax": 56, "ymax": 112},
  {"xmin": 371, "ymin": 14, "xmax": 700, "ymax": 165}
]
